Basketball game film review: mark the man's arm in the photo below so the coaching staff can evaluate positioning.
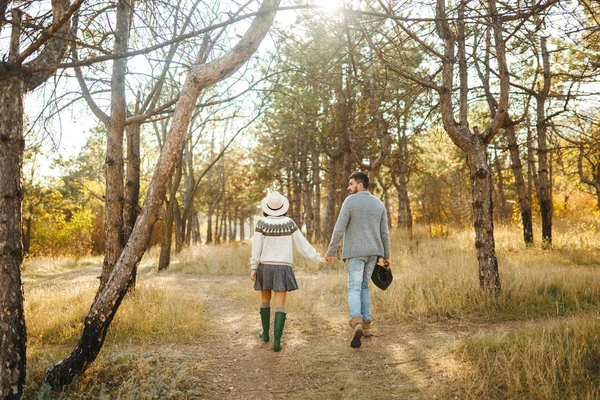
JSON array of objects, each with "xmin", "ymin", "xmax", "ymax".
[
  {"xmin": 380, "ymin": 207, "xmax": 391, "ymax": 261},
  {"xmin": 326, "ymin": 201, "xmax": 350, "ymax": 257}
]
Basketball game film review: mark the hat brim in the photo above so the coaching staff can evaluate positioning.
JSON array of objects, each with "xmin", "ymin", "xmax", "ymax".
[{"xmin": 261, "ymin": 195, "xmax": 290, "ymax": 216}]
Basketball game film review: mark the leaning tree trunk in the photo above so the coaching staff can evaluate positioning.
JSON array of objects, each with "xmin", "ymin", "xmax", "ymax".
[
  {"xmin": 44, "ymin": 0, "xmax": 280, "ymax": 387},
  {"xmin": 505, "ymin": 123, "xmax": 533, "ymax": 244},
  {"xmin": 0, "ymin": 76, "xmax": 27, "ymax": 400}
]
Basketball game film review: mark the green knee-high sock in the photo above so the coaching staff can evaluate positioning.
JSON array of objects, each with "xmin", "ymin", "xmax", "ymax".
[
  {"xmin": 273, "ymin": 311, "xmax": 286, "ymax": 352},
  {"xmin": 259, "ymin": 308, "xmax": 270, "ymax": 342}
]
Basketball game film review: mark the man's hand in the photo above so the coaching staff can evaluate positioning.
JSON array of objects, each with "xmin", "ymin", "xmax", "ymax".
[
  {"xmin": 325, "ymin": 255, "xmax": 334, "ymax": 264},
  {"xmin": 250, "ymin": 269, "xmax": 257, "ymax": 281},
  {"xmin": 383, "ymin": 258, "xmax": 391, "ymax": 269}
]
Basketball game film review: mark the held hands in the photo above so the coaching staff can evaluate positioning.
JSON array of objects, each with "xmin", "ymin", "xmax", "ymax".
[
  {"xmin": 324, "ymin": 255, "xmax": 334, "ymax": 264},
  {"xmin": 250, "ymin": 269, "xmax": 257, "ymax": 281}
]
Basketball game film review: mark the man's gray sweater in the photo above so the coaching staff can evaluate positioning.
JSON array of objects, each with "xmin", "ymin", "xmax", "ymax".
[{"xmin": 326, "ymin": 190, "xmax": 391, "ymax": 260}]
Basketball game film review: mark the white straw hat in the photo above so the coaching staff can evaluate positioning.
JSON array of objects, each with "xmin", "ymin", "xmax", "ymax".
[{"xmin": 261, "ymin": 191, "xmax": 289, "ymax": 216}]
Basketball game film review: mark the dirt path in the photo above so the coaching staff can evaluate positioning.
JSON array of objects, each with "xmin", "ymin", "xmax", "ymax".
[{"xmin": 146, "ymin": 273, "xmax": 465, "ymax": 399}]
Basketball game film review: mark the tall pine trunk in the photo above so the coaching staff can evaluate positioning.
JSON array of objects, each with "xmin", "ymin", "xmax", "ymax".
[
  {"xmin": 99, "ymin": 0, "xmax": 133, "ymax": 294},
  {"xmin": 467, "ymin": 140, "xmax": 501, "ymax": 292},
  {"xmin": 0, "ymin": 76, "xmax": 27, "ymax": 400},
  {"xmin": 1, "ymin": 0, "xmax": 79, "ymax": 395},
  {"xmin": 158, "ymin": 162, "xmax": 183, "ymax": 270},
  {"xmin": 124, "ymin": 121, "xmax": 141, "ymax": 243},
  {"xmin": 505, "ymin": 123, "xmax": 533, "ymax": 244}
]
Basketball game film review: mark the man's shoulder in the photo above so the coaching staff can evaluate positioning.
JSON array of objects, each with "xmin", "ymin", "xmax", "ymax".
[{"xmin": 345, "ymin": 191, "xmax": 382, "ymax": 205}]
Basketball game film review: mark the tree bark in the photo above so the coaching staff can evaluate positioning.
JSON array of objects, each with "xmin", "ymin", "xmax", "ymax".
[
  {"xmin": 434, "ymin": 0, "xmax": 507, "ymax": 293},
  {"xmin": 467, "ymin": 139, "xmax": 502, "ymax": 292},
  {"xmin": 505, "ymin": 123, "xmax": 534, "ymax": 244},
  {"xmin": 536, "ymin": 36, "xmax": 553, "ymax": 247},
  {"xmin": 123, "ymin": 121, "xmax": 141, "ymax": 244},
  {"xmin": 1, "ymin": 0, "xmax": 78, "ymax": 396},
  {"xmin": 158, "ymin": 162, "xmax": 182, "ymax": 271},
  {"xmin": 0, "ymin": 75, "xmax": 27, "ymax": 400},
  {"xmin": 99, "ymin": 0, "xmax": 133, "ymax": 294},
  {"xmin": 44, "ymin": 0, "xmax": 279, "ymax": 387},
  {"xmin": 492, "ymin": 148, "xmax": 510, "ymax": 222}
]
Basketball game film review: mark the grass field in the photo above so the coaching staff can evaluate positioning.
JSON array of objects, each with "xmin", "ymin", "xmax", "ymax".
[{"xmin": 21, "ymin": 220, "xmax": 600, "ymax": 399}]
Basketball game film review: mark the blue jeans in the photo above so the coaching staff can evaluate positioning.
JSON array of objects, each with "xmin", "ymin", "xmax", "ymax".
[{"xmin": 347, "ymin": 256, "xmax": 378, "ymax": 322}]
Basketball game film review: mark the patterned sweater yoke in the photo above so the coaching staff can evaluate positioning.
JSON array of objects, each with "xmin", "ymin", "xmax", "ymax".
[
  {"xmin": 250, "ymin": 216, "xmax": 324, "ymax": 269},
  {"xmin": 255, "ymin": 219, "xmax": 298, "ymax": 236}
]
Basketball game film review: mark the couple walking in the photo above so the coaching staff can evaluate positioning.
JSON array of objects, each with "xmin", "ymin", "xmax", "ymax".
[{"xmin": 250, "ymin": 171, "xmax": 391, "ymax": 351}]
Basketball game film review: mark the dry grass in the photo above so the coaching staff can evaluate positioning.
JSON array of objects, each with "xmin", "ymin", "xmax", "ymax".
[
  {"xmin": 456, "ymin": 313, "xmax": 600, "ymax": 399},
  {"xmin": 21, "ymin": 221, "xmax": 600, "ymax": 399}
]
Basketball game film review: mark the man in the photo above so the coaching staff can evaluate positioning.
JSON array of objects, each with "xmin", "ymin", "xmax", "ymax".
[{"xmin": 325, "ymin": 171, "xmax": 391, "ymax": 348}]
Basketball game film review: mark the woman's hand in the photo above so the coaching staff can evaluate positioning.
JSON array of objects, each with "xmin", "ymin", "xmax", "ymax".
[{"xmin": 250, "ymin": 269, "xmax": 257, "ymax": 281}]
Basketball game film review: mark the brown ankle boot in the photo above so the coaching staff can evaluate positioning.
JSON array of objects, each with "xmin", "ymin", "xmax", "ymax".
[
  {"xmin": 362, "ymin": 320, "xmax": 372, "ymax": 337},
  {"xmin": 349, "ymin": 316, "xmax": 363, "ymax": 348}
]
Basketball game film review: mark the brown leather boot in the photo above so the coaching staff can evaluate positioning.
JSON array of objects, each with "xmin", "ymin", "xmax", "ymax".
[
  {"xmin": 362, "ymin": 320, "xmax": 373, "ymax": 337},
  {"xmin": 349, "ymin": 316, "xmax": 363, "ymax": 348}
]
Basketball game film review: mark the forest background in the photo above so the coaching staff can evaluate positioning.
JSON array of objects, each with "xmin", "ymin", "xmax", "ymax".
[{"xmin": 2, "ymin": 0, "xmax": 600, "ymax": 398}]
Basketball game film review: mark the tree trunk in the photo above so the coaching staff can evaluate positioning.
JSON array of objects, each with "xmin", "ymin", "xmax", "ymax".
[
  {"xmin": 322, "ymin": 156, "xmax": 340, "ymax": 242},
  {"xmin": 393, "ymin": 122, "xmax": 413, "ymax": 236},
  {"xmin": 536, "ymin": 36, "xmax": 553, "ymax": 247},
  {"xmin": 1, "ymin": 0, "xmax": 78, "ymax": 395},
  {"xmin": 99, "ymin": 0, "xmax": 133, "ymax": 294},
  {"xmin": 467, "ymin": 140, "xmax": 502, "ymax": 293},
  {"xmin": 174, "ymin": 199, "xmax": 184, "ymax": 253},
  {"xmin": 123, "ymin": 121, "xmax": 141, "ymax": 243},
  {"xmin": 44, "ymin": 0, "xmax": 279, "ymax": 387},
  {"xmin": 0, "ymin": 76, "xmax": 27, "ymax": 400},
  {"xmin": 158, "ymin": 162, "xmax": 182, "ymax": 271},
  {"xmin": 239, "ymin": 216, "xmax": 245, "ymax": 241},
  {"xmin": 493, "ymin": 148, "xmax": 510, "ymax": 222},
  {"xmin": 312, "ymin": 144, "xmax": 322, "ymax": 242},
  {"xmin": 505, "ymin": 123, "xmax": 533, "ymax": 244},
  {"xmin": 191, "ymin": 210, "xmax": 201, "ymax": 244},
  {"xmin": 434, "ymin": 0, "xmax": 506, "ymax": 293}
]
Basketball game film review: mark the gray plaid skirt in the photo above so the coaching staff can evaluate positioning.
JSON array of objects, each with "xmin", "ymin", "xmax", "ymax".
[{"xmin": 253, "ymin": 263, "xmax": 299, "ymax": 292}]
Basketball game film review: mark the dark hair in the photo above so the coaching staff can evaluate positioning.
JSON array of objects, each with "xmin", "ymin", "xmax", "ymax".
[{"xmin": 349, "ymin": 171, "xmax": 369, "ymax": 189}]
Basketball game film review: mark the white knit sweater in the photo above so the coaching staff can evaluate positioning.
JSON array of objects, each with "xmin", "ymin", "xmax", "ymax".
[{"xmin": 250, "ymin": 216, "xmax": 324, "ymax": 270}]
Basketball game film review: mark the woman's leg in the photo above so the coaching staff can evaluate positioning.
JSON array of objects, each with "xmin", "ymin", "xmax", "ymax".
[
  {"xmin": 261, "ymin": 290, "xmax": 272, "ymax": 307},
  {"xmin": 273, "ymin": 291, "xmax": 287, "ymax": 310}
]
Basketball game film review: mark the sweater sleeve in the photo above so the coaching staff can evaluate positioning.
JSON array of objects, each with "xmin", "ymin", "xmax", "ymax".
[
  {"xmin": 380, "ymin": 207, "xmax": 391, "ymax": 259},
  {"xmin": 326, "ymin": 200, "xmax": 350, "ymax": 257},
  {"xmin": 291, "ymin": 230, "xmax": 323, "ymax": 262},
  {"xmin": 250, "ymin": 231, "xmax": 263, "ymax": 270}
]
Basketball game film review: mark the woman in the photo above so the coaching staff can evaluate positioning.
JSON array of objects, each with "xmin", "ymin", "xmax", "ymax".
[{"xmin": 250, "ymin": 191, "xmax": 325, "ymax": 352}]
